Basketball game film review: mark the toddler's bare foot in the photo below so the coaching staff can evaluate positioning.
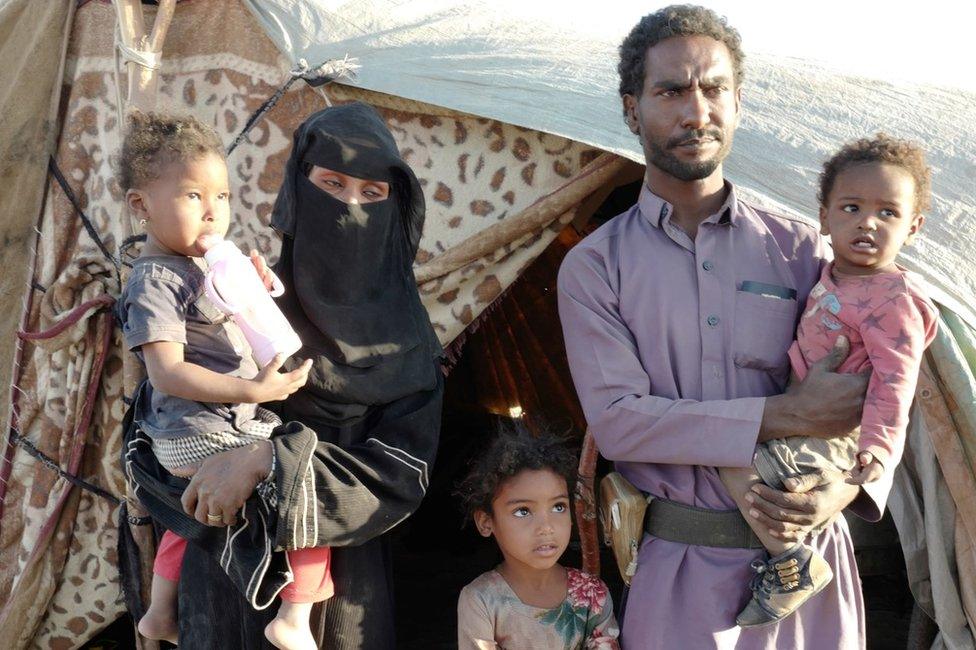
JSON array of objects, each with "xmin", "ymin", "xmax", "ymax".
[
  {"xmin": 264, "ymin": 616, "xmax": 317, "ymax": 650},
  {"xmin": 137, "ymin": 604, "xmax": 178, "ymax": 644}
]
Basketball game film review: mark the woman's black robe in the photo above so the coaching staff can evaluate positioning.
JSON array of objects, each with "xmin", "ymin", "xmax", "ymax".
[{"xmin": 132, "ymin": 103, "xmax": 443, "ymax": 649}]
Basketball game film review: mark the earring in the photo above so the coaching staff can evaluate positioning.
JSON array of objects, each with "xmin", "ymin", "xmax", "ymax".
[{"xmin": 139, "ymin": 218, "xmax": 147, "ymax": 227}]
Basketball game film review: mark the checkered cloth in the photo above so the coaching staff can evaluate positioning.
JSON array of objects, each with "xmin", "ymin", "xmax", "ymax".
[{"xmin": 152, "ymin": 407, "xmax": 282, "ymax": 472}]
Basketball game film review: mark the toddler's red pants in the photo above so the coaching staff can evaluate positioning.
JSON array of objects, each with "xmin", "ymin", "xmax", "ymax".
[{"xmin": 154, "ymin": 530, "xmax": 334, "ymax": 602}]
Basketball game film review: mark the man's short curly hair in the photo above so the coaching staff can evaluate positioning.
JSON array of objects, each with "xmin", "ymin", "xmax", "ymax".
[
  {"xmin": 117, "ymin": 111, "xmax": 225, "ymax": 192},
  {"xmin": 456, "ymin": 421, "xmax": 578, "ymax": 518},
  {"xmin": 618, "ymin": 4, "xmax": 745, "ymax": 97},
  {"xmin": 819, "ymin": 133, "xmax": 932, "ymax": 215}
]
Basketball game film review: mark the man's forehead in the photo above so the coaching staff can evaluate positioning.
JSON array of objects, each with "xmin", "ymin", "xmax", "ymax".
[{"xmin": 644, "ymin": 35, "xmax": 735, "ymax": 82}]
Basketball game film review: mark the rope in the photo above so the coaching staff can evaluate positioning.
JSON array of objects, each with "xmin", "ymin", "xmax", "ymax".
[
  {"xmin": 17, "ymin": 294, "xmax": 115, "ymax": 342},
  {"xmin": 9, "ymin": 430, "xmax": 150, "ymax": 526},
  {"xmin": 12, "ymin": 293, "xmax": 151, "ymax": 526},
  {"xmin": 226, "ymin": 62, "xmax": 308, "ymax": 155},
  {"xmin": 111, "ymin": 21, "xmax": 163, "ymax": 128},
  {"xmin": 116, "ymin": 39, "xmax": 161, "ymax": 71},
  {"xmin": 47, "ymin": 157, "xmax": 120, "ymax": 275},
  {"xmin": 227, "ymin": 57, "xmax": 358, "ymax": 155}
]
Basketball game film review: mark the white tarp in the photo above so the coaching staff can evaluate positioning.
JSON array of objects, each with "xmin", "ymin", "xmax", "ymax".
[{"xmin": 243, "ymin": 0, "xmax": 976, "ymax": 328}]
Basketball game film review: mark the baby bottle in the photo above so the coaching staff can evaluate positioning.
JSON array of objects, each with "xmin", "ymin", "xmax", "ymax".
[{"xmin": 201, "ymin": 237, "xmax": 302, "ymax": 367}]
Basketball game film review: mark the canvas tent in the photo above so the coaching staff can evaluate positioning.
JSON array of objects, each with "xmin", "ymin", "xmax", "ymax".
[{"xmin": 0, "ymin": 0, "xmax": 973, "ymax": 648}]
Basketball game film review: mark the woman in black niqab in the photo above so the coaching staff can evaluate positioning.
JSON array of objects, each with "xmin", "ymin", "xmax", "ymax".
[
  {"xmin": 272, "ymin": 101, "xmax": 442, "ymax": 423},
  {"xmin": 176, "ymin": 103, "xmax": 444, "ymax": 650}
]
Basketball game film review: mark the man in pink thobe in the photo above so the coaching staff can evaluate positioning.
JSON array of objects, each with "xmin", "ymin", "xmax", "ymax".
[{"xmin": 557, "ymin": 6, "xmax": 887, "ymax": 648}]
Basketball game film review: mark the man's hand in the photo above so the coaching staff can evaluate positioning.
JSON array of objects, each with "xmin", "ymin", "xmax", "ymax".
[
  {"xmin": 760, "ymin": 336, "xmax": 868, "ymax": 442},
  {"xmin": 743, "ymin": 468, "xmax": 860, "ymax": 544},
  {"xmin": 181, "ymin": 441, "xmax": 273, "ymax": 526},
  {"xmin": 247, "ymin": 354, "xmax": 312, "ymax": 403}
]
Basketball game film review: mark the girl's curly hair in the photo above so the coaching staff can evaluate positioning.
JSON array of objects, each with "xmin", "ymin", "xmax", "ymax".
[
  {"xmin": 117, "ymin": 111, "xmax": 225, "ymax": 192},
  {"xmin": 456, "ymin": 421, "xmax": 579, "ymax": 518},
  {"xmin": 819, "ymin": 132, "xmax": 932, "ymax": 214}
]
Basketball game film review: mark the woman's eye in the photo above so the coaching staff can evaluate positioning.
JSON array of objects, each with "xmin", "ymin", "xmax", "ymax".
[
  {"xmin": 218, "ymin": 192, "xmax": 230, "ymax": 201},
  {"xmin": 513, "ymin": 507, "xmax": 530, "ymax": 518},
  {"xmin": 187, "ymin": 192, "xmax": 201, "ymax": 200},
  {"xmin": 842, "ymin": 204, "xmax": 858, "ymax": 213},
  {"xmin": 552, "ymin": 502, "xmax": 568, "ymax": 513}
]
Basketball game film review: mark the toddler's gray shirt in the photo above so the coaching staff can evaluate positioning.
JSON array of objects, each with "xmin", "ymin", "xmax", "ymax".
[{"xmin": 119, "ymin": 254, "xmax": 259, "ymax": 440}]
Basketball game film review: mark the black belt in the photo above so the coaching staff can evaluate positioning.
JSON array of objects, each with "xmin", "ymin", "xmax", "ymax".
[{"xmin": 644, "ymin": 497, "xmax": 763, "ymax": 549}]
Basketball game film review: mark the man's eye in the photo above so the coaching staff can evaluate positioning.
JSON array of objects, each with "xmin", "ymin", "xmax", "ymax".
[
  {"xmin": 662, "ymin": 89, "xmax": 680, "ymax": 98},
  {"xmin": 513, "ymin": 507, "xmax": 530, "ymax": 518},
  {"xmin": 187, "ymin": 192, "xmax": 201, "ymax": 200},
  {"xmin": 218, "ymin": 192, "xmax": 230, "ymax": 201},
  {"xmin": 842, "ymin": 204, "xmax": 859, "ymax": 213},
  {"xmin": 880, "ymin": 208, "xmax": 896, "ymax": 218}
]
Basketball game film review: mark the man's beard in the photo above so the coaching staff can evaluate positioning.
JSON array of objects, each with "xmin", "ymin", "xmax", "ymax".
[{"xmin": 647, "ymin": 128, "xmax": 733, "ymax": 182}]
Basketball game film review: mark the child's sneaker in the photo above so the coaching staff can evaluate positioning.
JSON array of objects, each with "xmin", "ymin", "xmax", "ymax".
[{"xmin": 735, "ymin": 544, "xmax": 833, "ymax": 627}]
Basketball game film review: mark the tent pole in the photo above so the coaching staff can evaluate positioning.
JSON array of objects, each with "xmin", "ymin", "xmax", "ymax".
[
  {"xmin": 111, "ymin": 0, "xmax": 176, "ymax": 114},
  {"xmin": 110, "ymin": 0, "xmax": 176, "ymax": 242}
]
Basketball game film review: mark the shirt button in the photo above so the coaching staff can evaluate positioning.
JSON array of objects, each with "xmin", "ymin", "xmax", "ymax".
[
  {"xmin": 702, "ymin": 260, "xmax": 714, "ymax": 271},
  {"xmin": 706, "ymin": 315, "xmax": 720, "ymax": 327}
]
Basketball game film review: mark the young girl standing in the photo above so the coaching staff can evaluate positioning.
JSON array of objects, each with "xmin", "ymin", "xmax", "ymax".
[
  {"xmin": 117, "ymin": 111, "xmax": 330, "ymax": 650},
  {"xmin": 456, "ymin": 427, "xmax": 620, "ymax": 649}
]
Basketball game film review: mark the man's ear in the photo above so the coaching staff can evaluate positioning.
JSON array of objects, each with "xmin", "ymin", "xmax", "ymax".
[
  {"xmin": 905, "ymin": 213, "xmax": 925, "ymax": 244},
  {"xmin": 622, "ymin": 95, "xmax": 640, "ymax": 136},
  {"xmin": 733, "ymin": 85, "xmax": 742, "ymax": 127},
  {"xmin": 126, "ymin": 188, "xmax": 148, "ymax": 222},
  {"xmin": 818, "ymin": 205, "xmax": 830, "ymax": 236},
  {"xmin": 473, "ymin": 510, "xmax": 493, "ymax": 537}
]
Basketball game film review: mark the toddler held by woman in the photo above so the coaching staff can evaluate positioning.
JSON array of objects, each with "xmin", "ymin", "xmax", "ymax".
[{"xmin": 117, "ymin": 111, "xmax": 330, "ymax": 650}]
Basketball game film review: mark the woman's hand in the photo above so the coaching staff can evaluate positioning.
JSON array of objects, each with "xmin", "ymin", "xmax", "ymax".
[
  {"xmin": 249, "ymin": 250, "xmax": 276, "ymax": 291},
  {"xmin": 181, "ymin": 441, "xmax": 273, "ymax": 526},
  {"xmin": 743, "ymin": 468, "xmax": 860, "ymax": 544}
]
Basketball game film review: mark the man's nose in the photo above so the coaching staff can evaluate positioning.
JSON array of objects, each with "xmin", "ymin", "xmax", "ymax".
[{"xmin": 681, "ymin": 89, "xmax": 710, "ymax": 129}]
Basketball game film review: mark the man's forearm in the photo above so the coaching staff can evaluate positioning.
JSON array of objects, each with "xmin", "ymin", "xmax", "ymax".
[{"xmin": 758, "ymin": 393, "xmax": 807, "ymax": 442}]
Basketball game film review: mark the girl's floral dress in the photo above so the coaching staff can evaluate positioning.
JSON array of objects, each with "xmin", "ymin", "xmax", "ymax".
[{"xmin": 457, "ymin": 568, "xmax": 620, "ymax": 649}]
